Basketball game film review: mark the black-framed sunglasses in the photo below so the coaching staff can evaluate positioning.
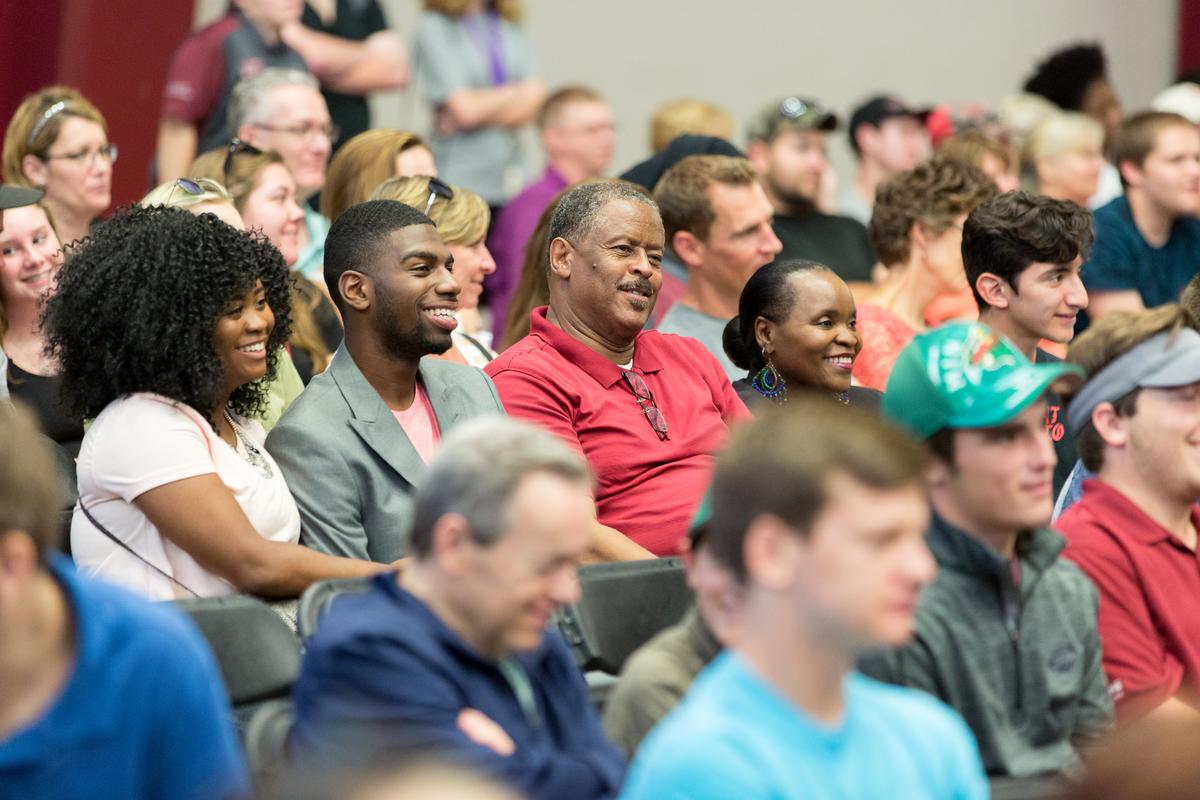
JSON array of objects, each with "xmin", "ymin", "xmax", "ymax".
[
  {"xmin": 166, "ymin": 177, "xmax": 204, "ymax": 206},
  {"xmin": 621, "ymin": 370, "xmax": 669, "ymax": 441},
  {"xmin": 423, "ymin": 177, "xmax": 454, "ymax": 216},
  {"xmin": 224, "ymin": 137, "xmax": 263, "ymax": 181}
]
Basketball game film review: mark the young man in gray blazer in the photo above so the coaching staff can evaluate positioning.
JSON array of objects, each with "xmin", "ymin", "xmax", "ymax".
[{"xmin": 267, "ymin": 200, "xmax": 504, "ymax": 563}]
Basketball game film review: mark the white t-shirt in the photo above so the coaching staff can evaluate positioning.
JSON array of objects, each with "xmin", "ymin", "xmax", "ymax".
[{"xmin": 72, "ymin": 393, "xmax": 301, "ymax": 600}]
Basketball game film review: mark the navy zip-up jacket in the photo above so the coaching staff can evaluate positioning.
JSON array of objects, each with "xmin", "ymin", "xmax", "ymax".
[{"xmin": 290, "ymin": 573, "xmax": 626, "ymax": 799}]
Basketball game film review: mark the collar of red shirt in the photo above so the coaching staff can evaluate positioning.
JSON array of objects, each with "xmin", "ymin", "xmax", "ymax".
[
  {"xmin": 1080, "ymin": 477, "xmax": 1200, "ymax": 547},
  {"xmin": 529, "ymin": 306, "xmax": 664, "ymax": 388}
]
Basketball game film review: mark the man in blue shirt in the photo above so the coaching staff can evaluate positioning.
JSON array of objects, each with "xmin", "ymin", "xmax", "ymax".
[
  {"xmin": 1082, "ymin": 111, "xmax": 1200, "ymax": 323},
  {"xmin": 0, "ymin": 403, "xmax": 247, "ymax": 800},
  {"xmin": 621, "ymin": 402, "xmax": 989, "ymax": 799},
  {"xmin": 290, "ymin": 416, "xmax": 625, "ymax": 800}
]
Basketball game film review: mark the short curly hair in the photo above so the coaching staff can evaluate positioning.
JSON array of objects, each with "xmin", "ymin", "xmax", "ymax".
[
  {"xmin": 43, "ymin": 205, "xmax": 293, "ymax": 425},
  {"xmin": 869, "ymin": 157, "xmax": 997, "ymax": 266},
  {"xmin": 1023, "ymin": 43, "xmax": 1108, "ymax": 112}
]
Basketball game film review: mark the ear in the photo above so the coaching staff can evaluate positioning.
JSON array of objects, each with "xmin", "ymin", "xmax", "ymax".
[
  {"xmin": 0, "ymin": 530, "xmax": 41, "ymax": 588},
  {"xmin": 548, "ymin": 236, "xmax": 574, "ymax": 279},
  {"xmin": 742, "ymin": 513, "xmax": 800, "ymax": 591},
  {"xmin": 909, "ymin": 220, "xmax": 930, "ymax": 257},
  {"xmin": 855, "ymin": 124, "xmax": 878, "ymax": 157},
  {"xmin": 924, "ymin": 451, "xmax": 952, "ymax": 491},
  {"xmin": 1118, "ymin": 159, "xmax": 1143, "ymax": 189},
  {"xmin": 338, "ymin": 270, "xmax": 372, "ymax": 313},
  {"xmin": 671, "ymin": 230, "xmax": 705, "ymax": 270},
  {"xmin": 745, "ymin": 139, "xmax": 769, "ymax": 174},
  {"xmin": 21, "ymin": 154, "xmax": 48, "ymax": 188},
  {"xmin": 975, "ymin": 273, "xmax": 1011, "ymax": 310},
  {"xmin": 1091, "ymin": 401, "xmax": 1129, "ymax": 450},
  {"xmin": 753, "ymin": 315, "xmax": 775, "ymax": 352},
  {"xmin": 236, "ymin": 123, "xmax": 263, "ymax": 149},
  {"xmin": 429, "ymin": 512, "xmax": 475, "ymax": 577}
]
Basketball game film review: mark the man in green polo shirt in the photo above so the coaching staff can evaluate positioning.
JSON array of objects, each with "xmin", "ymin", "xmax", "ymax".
[{"xmin": 860, "ymin": 321, "xmax": 1113, "ymax": 778}]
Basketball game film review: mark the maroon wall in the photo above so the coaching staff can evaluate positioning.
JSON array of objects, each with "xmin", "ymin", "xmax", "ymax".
[{"xmin": 0, "ymin": 1, "xmax": 197, "ymax": 207}]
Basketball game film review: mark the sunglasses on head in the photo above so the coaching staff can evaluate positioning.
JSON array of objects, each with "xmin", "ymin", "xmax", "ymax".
[
  {"xmin": 224, "ymin": 138, "xmax": 263, "ymax": 181},
  {"xmin": 423, "ymin": 177, "xmax": 454, "ymax": 216},
  {"xmin": 166, "ymin": 177, "xmax": 204, "ymax": 207}
]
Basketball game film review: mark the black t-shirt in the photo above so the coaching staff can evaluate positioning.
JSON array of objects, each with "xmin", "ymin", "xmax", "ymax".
[
  {"xmin": 302, "ymin": 0, "xmax": 389, "ymax": 151},
  {"xmin": 772, "ymin": 212, "xmax": 877, "ymax": 283},
  {"xmin": 7, "ymin": 361, "xmax": 84, "ymax": 457},
  {"xmin": 1035, "ymin": 348, "xmax": 1078, "ymax": 500}
]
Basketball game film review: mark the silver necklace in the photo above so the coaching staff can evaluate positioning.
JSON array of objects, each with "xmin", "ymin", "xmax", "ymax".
[{"xmin": 222, "ymin": 408, "xmax": 274, "ymax": 480}]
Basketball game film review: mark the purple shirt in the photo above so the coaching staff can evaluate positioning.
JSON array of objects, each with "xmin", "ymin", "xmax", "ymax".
[{"xmin": 486, "ymin": 165, "xmax": 569, "ymax": 344}]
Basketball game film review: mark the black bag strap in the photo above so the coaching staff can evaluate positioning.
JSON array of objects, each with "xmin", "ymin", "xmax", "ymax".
[{"xmin": 77, "ymin": 500, "xmax": 200, "ymax": 598}]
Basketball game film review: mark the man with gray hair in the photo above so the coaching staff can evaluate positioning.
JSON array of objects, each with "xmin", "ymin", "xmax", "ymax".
[
  {"xmin": 289, "ymin": 416, "xmax": 626, "ymax": 800},
  {"xmin": 227, "ymin": 67, "xmax": 337, "ymax": 278},
  {"xmin": 486, "ymin": 179, "xmax": 749, "ymax": 559}
]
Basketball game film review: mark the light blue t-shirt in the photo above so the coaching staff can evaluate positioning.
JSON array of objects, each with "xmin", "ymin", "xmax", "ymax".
[{"xmin": 620, "ymin": 650, "xmax": 988, "ymax": 800}]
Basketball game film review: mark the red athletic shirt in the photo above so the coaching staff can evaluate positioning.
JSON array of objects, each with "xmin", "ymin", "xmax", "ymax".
[
  {"xmin": 1057, "ymin": 478, "xmax": 1200, "ymax": 719},
  {"xmin": 486, "ymin": 307, "xmax": 749, "ymax": 555}
]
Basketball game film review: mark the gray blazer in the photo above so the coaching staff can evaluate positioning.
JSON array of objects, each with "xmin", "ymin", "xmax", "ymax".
[{"xmin": 265, "ymin": 345, "xmax": 504, "ymax": 563}]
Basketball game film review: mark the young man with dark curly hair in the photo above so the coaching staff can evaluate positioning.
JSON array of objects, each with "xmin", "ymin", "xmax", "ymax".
[
  {"xmin": 0, "ymin": 402, "xmax": 248, "ymax": 799},
  {"xmin": 266, "ymin": 199, "xmax": 505, "ymax": 564},
  {"xmin": 962, "ymin": 190, "xmax": 1093, "ymax": 498}
]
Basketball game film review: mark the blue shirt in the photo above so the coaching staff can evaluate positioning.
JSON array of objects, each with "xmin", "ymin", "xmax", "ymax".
[
  {"xmin": 1081, "ymin": 196, "xmax": 1200, "ymax": 308},
  {"xmin": 620, "ymin": 651, "xmax": 989, "ymax": 800},
  {"xmin": 0, "ymin": 557, "xmax": 247, "ymax": 800},
  {"xmin": 290, "ymin": 573, "xmax": 625, "ymax": 800}
]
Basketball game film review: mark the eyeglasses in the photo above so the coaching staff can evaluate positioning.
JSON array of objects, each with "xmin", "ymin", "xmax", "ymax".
[
  {"xmin": 224, "ymin": 138, "xmax": 262, "ymax": 182},
  {"xmin": 251, "ymin": 122, "xmax": 340, "ymax": 142},
  {"xmin": 43, "ymin": 143, "xmax": 118, "ymax": 167},
  {"xmin": 423, "ymin": 177, "xmax": 454, "ymax": 216},
  {"xmin": 621, "ymin": 370, "xmax": 669, "ymax": 441},
  {"xmin": 166, "ymin": 177, "xmax": 204, "ymax": 206}
]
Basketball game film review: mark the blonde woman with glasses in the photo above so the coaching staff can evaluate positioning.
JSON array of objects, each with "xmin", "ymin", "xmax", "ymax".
[{"xmin": 3, "ymin": 86, "xmax": 116, "ymax": 246}]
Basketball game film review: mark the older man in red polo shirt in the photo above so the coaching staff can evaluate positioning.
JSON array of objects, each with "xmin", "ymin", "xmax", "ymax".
[
  {"xmin": 486, "ymin": 180, "xmax": 748, "ymax": 560},
  {"xmin": 1057, "ymin": 304, "xmax": 1200, "ymax": 721}
]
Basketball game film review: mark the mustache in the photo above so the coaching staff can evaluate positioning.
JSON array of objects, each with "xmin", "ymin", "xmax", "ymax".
[{"xmin": 617, "ymin": 277, "xmax": 655, "ymax": 297}]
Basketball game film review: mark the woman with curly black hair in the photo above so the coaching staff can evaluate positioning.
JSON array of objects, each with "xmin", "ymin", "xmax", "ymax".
[{"xmin": 45, "ymin": 205, "xmax": 389, "ymax": 600}]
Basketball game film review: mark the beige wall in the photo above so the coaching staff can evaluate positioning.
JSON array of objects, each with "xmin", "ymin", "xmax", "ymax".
[{"xmin": 197, "ymin": 0, "xmax": 1177, "ymax": 181}]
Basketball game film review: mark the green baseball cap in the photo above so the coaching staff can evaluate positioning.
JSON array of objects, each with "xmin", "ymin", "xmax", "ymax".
[{"xmin": 883, "ymin": 322, "xmax": 1085, "ymax": 440}]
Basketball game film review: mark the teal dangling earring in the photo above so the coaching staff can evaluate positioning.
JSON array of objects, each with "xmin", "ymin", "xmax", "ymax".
[{"xmin": 751, "ymin": 348, "xmax": 788, "ymax": 404}]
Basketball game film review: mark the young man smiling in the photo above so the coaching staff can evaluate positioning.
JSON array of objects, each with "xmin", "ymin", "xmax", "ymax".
[
  {"xmin": 1057, "ymin": 305, "xmax": 1200, "ymax": 720},
  {"xmin": 962, "ymin": 190, "xmax": 1093, "ymax": 498},
  {"xmin": 862, "ymin": 322, "xmax": 1113, "ymax": 778},
  {"xmin": 267, "ymin": 200, "xmax": 504, "ymax": 563}
]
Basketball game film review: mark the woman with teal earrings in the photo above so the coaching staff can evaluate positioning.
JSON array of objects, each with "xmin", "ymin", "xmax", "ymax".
[{"xmin": 722, "ymin": 259, "xmax": 881, "ymax": 411}]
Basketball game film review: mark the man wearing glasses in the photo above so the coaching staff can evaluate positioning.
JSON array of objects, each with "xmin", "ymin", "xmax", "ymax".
[
  {"xmin": 157, "ymin": 0, "xmax": 309, "ymax": 183},
  {"xmin": 227, "ymin": 68, "xmax": 338, "ymax": 281},
  {"xmin": 746, "ymin": 96, "xmax": 877, "ymax": 283},
  {"xmin": 486, "ymin": 180, "xmax": 749, "ymax": 560}
]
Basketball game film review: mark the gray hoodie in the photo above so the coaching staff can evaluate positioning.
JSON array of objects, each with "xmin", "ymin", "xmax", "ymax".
[{"xmin": 859, "ymin": 514, "xmax": 1113, "ymax": 777}]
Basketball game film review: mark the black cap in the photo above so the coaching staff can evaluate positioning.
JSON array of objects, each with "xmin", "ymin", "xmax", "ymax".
[
  {"xmin": 848, "ymin": 95, "xmax": 931, "ymax": 149},
  {"xmin": 0, "ymin": 185, "xmax": 42, "ymax": 210}
]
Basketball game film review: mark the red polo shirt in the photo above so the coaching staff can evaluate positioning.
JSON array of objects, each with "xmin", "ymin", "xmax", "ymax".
[
  {"xmin": 1057, "ymin": 478, "xmax": 1200, "ymax": 719},
  {"xmin": 486, "ymin": 307, "xmax": 749, "ymax": 555}
]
